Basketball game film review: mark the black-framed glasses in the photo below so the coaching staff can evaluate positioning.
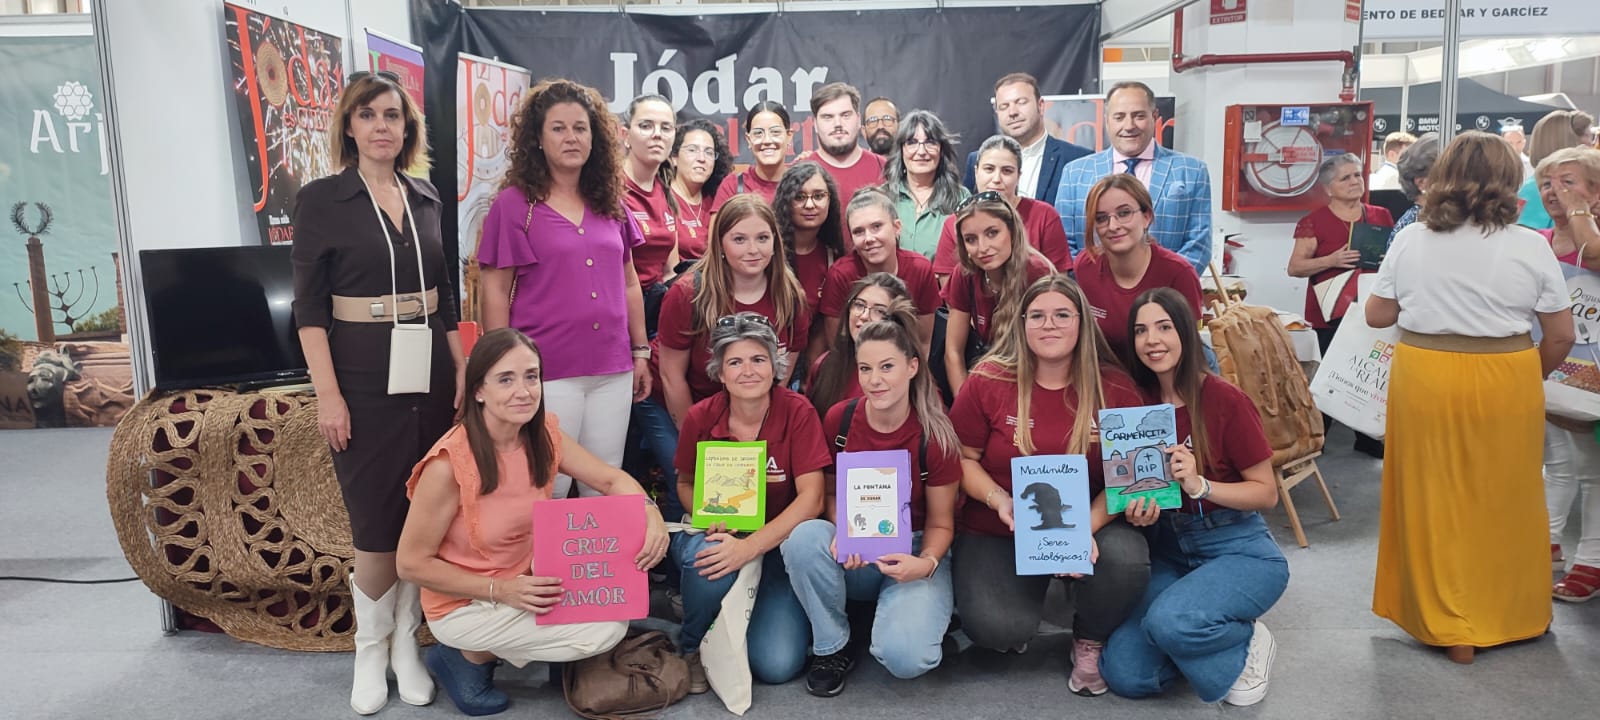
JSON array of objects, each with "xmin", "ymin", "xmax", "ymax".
[
  {"xmin": 903, "ymin": 138, "xmax": 940, "ymax": 151},
  {"xmin": 714, "ymin": 314, "xmax": 774, "ymax": 329},
  {"xmin": 864, "ymin": 115, "xmax": 898, "ymax": 127},
  {"xmin": 957, "ymin": 190, "xmax": 1007, "ymax": 213},
  {"xmin": 348, "ymin": 70, "xmax": 401, "ymax": 83}
]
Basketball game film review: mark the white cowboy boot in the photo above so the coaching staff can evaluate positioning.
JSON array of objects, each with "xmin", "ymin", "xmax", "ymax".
[
  {"xmin": 390, "ymin": 580, "xmax": 436, "ymax": 706},
  {"xmin": 349, "ymin": 580, "xmax": 396, "ymax": 714}
]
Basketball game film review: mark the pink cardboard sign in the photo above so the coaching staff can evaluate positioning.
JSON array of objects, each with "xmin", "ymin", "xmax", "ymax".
[{"xmin": 530, "ymin": 495, "xmax": 648, "ymax": 625}]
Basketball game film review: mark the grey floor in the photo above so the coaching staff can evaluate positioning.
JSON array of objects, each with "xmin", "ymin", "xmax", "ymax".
[{"xmin": 2, "ymin": 424, "xmax": 1597, "ymax": 720}]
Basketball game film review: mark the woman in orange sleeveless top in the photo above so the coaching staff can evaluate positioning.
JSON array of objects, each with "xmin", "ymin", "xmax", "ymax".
[{"xmin": 398, "ymin": 329, "xmax": 669, "ymax": 715}]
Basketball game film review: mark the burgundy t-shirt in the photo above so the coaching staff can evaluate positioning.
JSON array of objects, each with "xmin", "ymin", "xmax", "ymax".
[
  {"xmin": 943, "ymin": 254, "xmax": 1056, "ymax": 344},
  {"xmin": 675, "ymin": 387, "xmax": 833, "ymax": 522},
  {"xmin": 1075, "ymin": 244, "xmax": 1204, "ymax": 352},
  {"xmin": 948, "ymin": 362, "xmax": 1145, "ymax": 537},
  {"xmin": 823, "ymin": 400, "xmax": 962, "ymax": 532},
  {"xmin": 651, "ymin": 277, "xmax": 811, "ymax": 403},
  {"xmin": 790, "ymin": 245, "xmax": 835, "ymax": 321},
  {"xmin": 624, "ymin": 175, "xmax": 678, "ymax": 287},
  {"xmin": 711, "ymin": 168, "xmax": 782, "ymax": 214},
  {"xmin": 802, "ymin": 150, "xmax": 886, "ymax": 210},
  {"xmin": 1293, "ymin": 204, "xmax": 1394, "ymax": 327},
  {"xmin": 1161, "ymin": 375, "xmax": 1274, "ymax": 514},
  {"xmin": 933, "ymin": 197, "xmax": 1072, "ymax": 275},
  {"xmin": 673, "ymin": 187, "xmax": 709, "ymax": 261},
  {"xmin": 819, "ymin": 249, "xmax": 943, "ymax": 318}
]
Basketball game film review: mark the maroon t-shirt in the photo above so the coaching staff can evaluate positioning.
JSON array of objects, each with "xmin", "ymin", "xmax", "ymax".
[
  {"xmin": 675, "ymin": 387, "xmax": 833, "ymax": 522},
  {"xmin": 948, "ymin": 362, "xmax": 1145, "ymax": 537},
  {"xmin": 942, "ymin": 254, "xmax": 1056, "ymax": 344},
  {"xmin": 933, "ymin": 197, "xmax": 1072, "ymax": 275},
  {"xmin": 711, "ymin": 168, "xmax": 782, "ymax": 214},
  {"xmin": 1075, "ymin": 244, "xmax": 1204, "ymax": 352},
  {"xmin": 790, "ymin": 245, "xmax": 834, "ymax": 321},
  {"xmin": 672, "ymin": 187, "xmax": 709, "ymax": 261},
  {"xmin": 800, "ymin": 150, "xmax": 886, "ymax": 246},
  {"xmin": 1293, "ymin": 204, "xmax": 1394, "ymax": 328},
  {"xmin": 624, "ymin": 175, "xmax": 678, "ymax": 287},
  {"xmin": 1162, "ymin": 375, "xmax": 1274, "ymax": 514},
  {"xmin": 652, "ymin": 277, "xmax": 811, "ymax": 403},
  {"xmin": 823, "ymin": 400, "xmax": 962, "ymax": 532},
  {"xmin": 819, "ymin": 249, "xmax": 943, "ymax": 318}
]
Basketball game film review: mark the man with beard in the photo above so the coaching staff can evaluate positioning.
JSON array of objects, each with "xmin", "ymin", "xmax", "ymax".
[
  {"xmin": 964, "ymin": 73, "xmax": 1089, "ymax": 207},
  {"xmin": 1055, "ymin": 81, "xmax": 1213, "ymax": 274},
  {"xmin": 800, "ymin": 82, "xmax": 887, "ymax": 213},
  {"xmin": 862, "ymin": 96, "xmax": 900, "ymax": 157}
]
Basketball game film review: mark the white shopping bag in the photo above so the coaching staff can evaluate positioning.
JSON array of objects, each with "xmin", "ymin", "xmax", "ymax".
[
  {"xmin": 1309, "ymin": 294, "xmax": 1400, "ymax": 439},
  {"xmin": 1545, "ymin": 261, "xmax": 1600, "ymax": 421},
  {"xmin": 699, "ymin": 555, "xmax": 761, "ymax": 715}
]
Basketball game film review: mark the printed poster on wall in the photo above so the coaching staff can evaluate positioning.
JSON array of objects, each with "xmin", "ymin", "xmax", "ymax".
[
  {"xmin": 365, "ymin": 30, "xmax": 428, "ymax": 179},
  {"xmin": 455, "ymin": 53, "xmax": 527, "ymax": 319},
  {"xmin": 0, "ymin": 34, "xmax": 134, "ymax": 430},
  {"xmin": 1042, "ymin": 95, "xmax": 1178, "ymax": 153},
  {"xmin": 223, "ymin": 3, "xmax": 344, "ymax": 246}
]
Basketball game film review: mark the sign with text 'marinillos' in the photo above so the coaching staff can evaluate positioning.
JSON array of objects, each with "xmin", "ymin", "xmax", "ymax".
[{"xmin": 531, "ymin": 495, "xmax": 648, "ymax": 625}]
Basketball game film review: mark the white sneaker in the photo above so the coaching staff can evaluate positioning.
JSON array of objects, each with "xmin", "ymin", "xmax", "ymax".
[{"xmin": 1223, "ymin": 621, "xmax": 1276, "ymax": 707}]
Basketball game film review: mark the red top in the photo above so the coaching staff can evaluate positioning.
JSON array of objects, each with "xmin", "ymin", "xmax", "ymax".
[
  {"xmin": 801, "ymin": 150, "xmax": 887, "ymax": 211},
  {"xmin": 809, "ymin": 351, "xmax": 864, "ymax": 410},
  {"xmin": 1075, "ymin": 244, "xmax": 1204, "ymax": 352},
  {"xmin": 1163, "ymin": 375, "xmax": 1273, "ymax": 514},
  {"xmin": 948, "ymin": 363, "xmax": 1145, "ymax": 536},
  {"xmin": 676, "ymin": 387, "xmax": 833, "ymax": 522},
  {"xmin": 790, "ymin": 245, "xmax": 835, "ymax": 320},
  {"xmin": 933, "ymin": 197, "xmax": 1072, "ymax": 275},
  {"xmin": 624, "ymin": 175, "xmax": 678, "ymax": 288},
  {"xmin": 651, "ymin": 277, "xmax": 811, "ymax": 404},
  {"xmin": 1294, "ymin": 204, "xmax": 1394, "ymax": 327},
  {"xmin": 819, "ymin": 249, "xmax": 944, "ymax": 317},
  {"xmin": 1539, "ymin": 228, "xmax": 1582, "ymax": 266},
  {"xmin": 672, "ymin": 187, "xmax": 709, "ymax": 261},
  {"xmin": 823, "ymin": 400, "xmax": 962, "ymax": 532},
  {"xmin": 942, "ymin": 254, "xmax": 1056, "ymax": 344},
  {"xmin": 711, "ymin": 168, "xmax": 782, "ymax": 214}
]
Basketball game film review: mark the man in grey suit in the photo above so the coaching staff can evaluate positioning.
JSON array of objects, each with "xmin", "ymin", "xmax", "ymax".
[{"xmin": 963, "ymin": 72, "xmax": 1091, "ymax": 208}]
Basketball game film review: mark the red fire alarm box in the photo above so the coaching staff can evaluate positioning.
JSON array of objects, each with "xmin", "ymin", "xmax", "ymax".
[{"xmin": 1222, "ymin": 102, "xmax": 1373, "ymax": 212}]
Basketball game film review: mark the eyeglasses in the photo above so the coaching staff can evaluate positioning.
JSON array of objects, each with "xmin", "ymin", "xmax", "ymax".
[
  {"xmin": 865, "ymin": 115, "xmax": 898, "ymax": 127},
  {"xmin": 957, "ymin": 190, "xmax": 1007, "ymax": 213},
  {"xmin": 1093, "ymin": 207, "xmax": 1142, "ymax": 228},
  {"xmin": 791, "ymin": 191, "xmax": 830, "ymax": 207},
  {"xmin": 748, "ymin": 127, "xmax": 788, "ymax": 141},
  {"xmin": 348, "ymin": 70, "xmax": 401, "ymax": 83},
  {"xmin": 680, "ymin": 145, "xmax": 717, "ymax": 160},
  {"xmin": 849, "ymin": 299, "xmax": 892, "ymax": 321},
  {"xmin": 903, "ymin": 138, "xmax": 940, "ymax": 151},
  {"xmin": 714, "ymin": 314, "xmax": 774, "ymax": 329},
  {"xmin": 1023, "ymin": 309, "xmax": 1079, "ymax": 328}
]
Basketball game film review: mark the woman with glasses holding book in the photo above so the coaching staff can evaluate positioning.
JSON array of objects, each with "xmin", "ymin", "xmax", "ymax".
[
  {"xmin": 670, "ymin": 313, "xmax": 832, "ymax": 692},
  {"xmin": 711, "ymin": 101, "xmax": 793, "ymax": 214},
  {"xmin": 948, "ymin": 275, "xmax": 1147, "ymax": 698}
]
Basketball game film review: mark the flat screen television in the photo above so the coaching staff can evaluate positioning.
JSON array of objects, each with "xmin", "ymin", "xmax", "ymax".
[{"xmin": 140, "ymin": 246, "xmax": 307, "ymax": 390}]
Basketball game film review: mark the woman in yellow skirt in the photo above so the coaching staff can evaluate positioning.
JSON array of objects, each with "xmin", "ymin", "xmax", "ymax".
[{"xmin": 1366, "ymin": 131, "xmax": 1575, "ymax": 664}]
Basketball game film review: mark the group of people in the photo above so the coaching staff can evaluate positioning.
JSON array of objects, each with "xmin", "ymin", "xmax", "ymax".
[{"xmin": 286, "ymin": 65, "xmax": 1594, "ymax": 718}]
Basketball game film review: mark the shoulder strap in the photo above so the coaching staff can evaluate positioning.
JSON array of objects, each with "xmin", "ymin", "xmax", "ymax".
[
  {"xmin": 737, "ymin": 172, "xmax": 746, "ymax": 193},
  {"xmin": 834, "ymin": 397, "xmax": 929, "ymax": 481}
]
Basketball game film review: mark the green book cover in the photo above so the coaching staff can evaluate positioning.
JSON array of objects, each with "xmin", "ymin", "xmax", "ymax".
[
  {"xmin": 692, "ymin": 441, "xmax": 768, "ymax": 531},
  {"xmin": 1350, "ymin": 222, "xmax": 1393, "ymax": 271}
]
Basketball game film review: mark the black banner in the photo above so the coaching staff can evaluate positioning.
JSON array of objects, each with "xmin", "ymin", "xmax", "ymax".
[{"xmin": 411, "ymin": 0, "xmax": 1101, "ymax": 268}]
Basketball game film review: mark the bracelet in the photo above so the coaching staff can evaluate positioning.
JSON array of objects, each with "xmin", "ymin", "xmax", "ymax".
[
  {"xmin": 632, "ymin": 348, "xmax": 651, "ymax": 360},
  {"xmin": 922, "ymin": 555, "xmax": 940, "ymax": 580},
  {"xmin": 984, "ymin": 487, "xmax": 1003, "ymax": 510},
  {"xmin": 1569, "ymin": 209, "xmax": 1594, "ymax": 218},
  {"xmin": 632, "ymin": 344, "xmax": 650, "ymax": 351}
]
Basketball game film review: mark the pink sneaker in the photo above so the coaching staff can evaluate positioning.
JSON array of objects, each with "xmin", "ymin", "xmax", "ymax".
[{"xmin": 1067, "ymin": 638, "xmax": 1108, "ymax": 696}]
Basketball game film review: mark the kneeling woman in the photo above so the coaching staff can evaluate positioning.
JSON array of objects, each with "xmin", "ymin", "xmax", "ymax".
[
  {"xmin": 672, "ymin": 313, "xmax": 833, "ymax": 689},
  {"xmin": 398, "ymin": 329, "xmax": 669, "ymax": 716},
  {"xmin": 949, "ymin": 275, "xmax": 1148, "ymax": 697},
  {"xmin": 1099, "ymin": 288, "xmax": 1288, "ymax": 707},
  {"xmin": 784, "ymin": 310, "xmax": 961, "ymax": 697}
]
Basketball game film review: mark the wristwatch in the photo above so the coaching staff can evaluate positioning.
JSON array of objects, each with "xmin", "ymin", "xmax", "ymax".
[{"xmin": 1186, "ymin": 476, "xmax": 1213, "ymax": 500}]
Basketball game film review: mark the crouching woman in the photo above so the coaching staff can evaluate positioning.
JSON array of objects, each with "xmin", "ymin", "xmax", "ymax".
[{"xmin": 398, "ymin": 328, "xmax": 669, "ymax": 716}]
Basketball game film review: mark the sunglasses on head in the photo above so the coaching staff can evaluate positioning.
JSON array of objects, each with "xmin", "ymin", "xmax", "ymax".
[
  {"xmin": 714, "ymin": 314, "xmax": 774, "ymax": 329},
  {"xmin": 957, "ymin": 190, "xmax": 1007, "ymax": 213},
  {"xmin": 348, "ymin": 70, "xmax": 402, "ymax": 84}
]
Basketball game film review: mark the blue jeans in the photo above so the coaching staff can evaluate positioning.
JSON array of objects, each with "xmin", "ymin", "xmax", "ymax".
[
  {"xmin": 631, "ymin": 398, "xmax": 687, "ymax": 523},
  {"xmin": 669, "ymin": 531, "xmax": 811, "ymax": 684},
  {"xmin": 1201, "ymin": 342, "xmax": 1220, "ymax": 374},
  {"xmin": 781, "ymin": 519, "xmax": 953, "ymax": 679},
  {"xmin": 1100, "ymin": 508, "xmax": 1289, "ymax": 703}
]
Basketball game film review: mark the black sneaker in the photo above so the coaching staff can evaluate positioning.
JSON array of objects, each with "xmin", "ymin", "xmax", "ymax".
[{"xmin": 804, "ymin": 650, "xmax": 855, "ymax": 697}]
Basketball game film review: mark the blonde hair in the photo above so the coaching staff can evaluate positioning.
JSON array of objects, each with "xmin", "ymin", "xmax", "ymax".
[
  {"xmin": 329, "ymin": 73, "xmax": 429, "ymax": 172},
  {"xmin": 1529, "ymin": 110, "xmax": 1596, "ymax": 167},
  {"xmin": 953, "ymin": 195, "xmax": 1045, "ymax": 355},
  {"xmin": 973, "ymin": 275, "xmax": 1118, "ymax": 455},
  {"xmin": 1535, "ymin": 146, "xmax": 1600, "ymax": 192},
  {"xmin": 854, "ymin": 315, "xmax": 960, "ymax": 455},
  {"xmin": 685, "ymin": 194, "xmax": 805, "ymax": 336}
]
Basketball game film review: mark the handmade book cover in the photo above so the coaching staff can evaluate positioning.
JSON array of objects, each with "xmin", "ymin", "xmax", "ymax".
[
  {"xmin": 530, "ymin": 495, "xmax": 648, "ymax": 625},
  {"xmin": 692, "ymin": 441, "xmax": 767, "ymax": 531},
  {"xmin": 1099, "ymin": 404, "xmax": 1182, "ymax": 513},
  {"xmin": 833, "ymin": 449, "xmax": 912, "ymax": 562},
  {"xmin": 1011, "ymin": 455, "xmax": 1094, "ymax": 576}
]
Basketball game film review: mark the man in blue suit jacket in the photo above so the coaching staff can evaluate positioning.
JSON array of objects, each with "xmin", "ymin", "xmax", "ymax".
[
  {"xmin": 1055, "ymin": 82, "xmax": 1213, "ymax": 274},
  {"xmin": 964, "ymin": 72, "xmax": 1090, "ymax": 207}
]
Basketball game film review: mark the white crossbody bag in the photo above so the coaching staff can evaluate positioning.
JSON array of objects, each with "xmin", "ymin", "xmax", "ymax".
[{"xmin": 358, "ymin": 172, "xmax": 432, "ymax": 395}]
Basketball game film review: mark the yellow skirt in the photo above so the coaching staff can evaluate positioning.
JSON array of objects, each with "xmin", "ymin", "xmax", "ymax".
[{"xmin": 1372, "ymin": 343, "xmax": 1551, "ymax": 647}]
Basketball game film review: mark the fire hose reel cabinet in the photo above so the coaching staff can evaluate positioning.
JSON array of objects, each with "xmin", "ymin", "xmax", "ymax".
[{"xmin": 1222, "ymin": 102, "xmax": 1374, "ymax": 212}]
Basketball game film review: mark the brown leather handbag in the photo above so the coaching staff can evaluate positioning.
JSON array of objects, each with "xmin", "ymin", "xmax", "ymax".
[{"xmin": 563, "ymin": 630, "xmax": 690, "ymax": 720}]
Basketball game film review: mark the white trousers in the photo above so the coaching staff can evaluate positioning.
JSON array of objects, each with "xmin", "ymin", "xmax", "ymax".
[
  {"xmin": 428, "ymin": 599, "xmax": 627, "ymax": 668},
  {"xmin": 1545, "ymin": 421, "xmax": 1600, "ymax": 567},
  {"xmin": 542, "ymin": 371, "xmax": 633, "ymax": 499}
]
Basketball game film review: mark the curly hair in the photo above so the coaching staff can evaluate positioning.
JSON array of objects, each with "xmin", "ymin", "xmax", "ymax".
[
  {"xmin": 773, "ymin": 161, "xmax": 846, "ymax": 268},
  {"xmin": 1419, "ymin": 131, "xmax": 1521, "ymax": 234},
  {"xmin": 670, "ymin": 118, "xmax": 733, "ymax": 200},
  {"xmin": 501, "ymin": 78, "xmax": 625, "ymax": 221}
]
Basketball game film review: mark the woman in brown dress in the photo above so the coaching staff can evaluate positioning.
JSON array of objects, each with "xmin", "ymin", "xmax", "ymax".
[{"xmin": 291, "ymin": 71, "xmax": 462, "ymax": 715}]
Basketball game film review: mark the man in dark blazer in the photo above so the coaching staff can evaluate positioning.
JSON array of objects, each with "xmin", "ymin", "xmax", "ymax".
[{"xmin": 963, "ymin": 72, "xmax": 1091, "ymax": 207}]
